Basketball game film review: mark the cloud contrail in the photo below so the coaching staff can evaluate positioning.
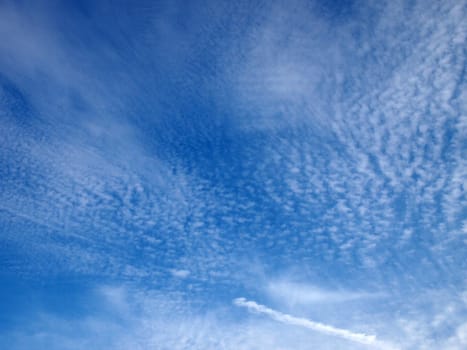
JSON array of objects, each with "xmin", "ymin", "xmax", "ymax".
[{"xmin": 234, "ymin": 297, "xmax": 393, "ymax": 348}]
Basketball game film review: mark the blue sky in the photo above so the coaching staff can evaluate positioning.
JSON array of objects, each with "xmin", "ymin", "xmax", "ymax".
[{"xmin": 0, "ymin": 0, "xmax": 466, "ymax": 349}]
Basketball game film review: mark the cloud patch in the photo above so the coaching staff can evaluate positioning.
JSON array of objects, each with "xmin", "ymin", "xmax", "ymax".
[{"xmin": 233, "ymin": 297, "xmax": 391, "ymax": 347}]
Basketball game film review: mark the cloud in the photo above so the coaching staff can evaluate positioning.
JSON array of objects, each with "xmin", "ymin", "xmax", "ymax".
[
  {"xmin": 0, "ymin": 0, "xmax": 465, "ymax": 348},
  {"xmin": 266, "ymin": 280, "xmax": 383, "ymax": 306},
  {"xmin": 0, "ymin": 283, "xmax": 380, "ymax": 350},
  {"xmin": 170, "ymin": 269, "xmax": 191, "ymax": 278},
  {"xmin": 1, "ymin": 282, "xmax": 466, "ymax": 350},
  {"xmin": 234, "ymin": 297, "xmax": 388, "ymax": 347}
]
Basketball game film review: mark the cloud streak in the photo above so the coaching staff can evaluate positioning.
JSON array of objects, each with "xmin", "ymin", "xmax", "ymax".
[{"xmin": 234, "ymin": 297, "xmax": 394, "ymax": 348}]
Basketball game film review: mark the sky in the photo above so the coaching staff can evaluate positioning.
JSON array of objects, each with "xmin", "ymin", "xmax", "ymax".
[{"xmin": 0, "ymin": 0, "xmax": 466, "ymax": 349}]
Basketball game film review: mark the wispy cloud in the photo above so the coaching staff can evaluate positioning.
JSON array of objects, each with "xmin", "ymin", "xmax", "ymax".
[
  {"xmin": 234, "ymin": 297, "xmax": 386, "ymax": 347},
  {"xmin": 266, "ymin": 280, "xmax": 383, "ymax": 306},
  {"xmin": 0, "ymin": 0, "xmax": 465, "ymax": 349}
]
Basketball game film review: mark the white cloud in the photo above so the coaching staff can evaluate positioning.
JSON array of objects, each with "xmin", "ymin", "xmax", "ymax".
[
  {"xmin": 170, "ymin": 269, "xmax": 190, "ymax": 278},
  {"xmin": 266, "ymin": 280, "xmax": 382, "ymax": 306},
  {"xmin": 234, "ymin": 297, "xmax": 391, "ymax": 348},
  {"xmin": 0, "ymin": 0, "xmax": 465, "ymax": 348}
]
